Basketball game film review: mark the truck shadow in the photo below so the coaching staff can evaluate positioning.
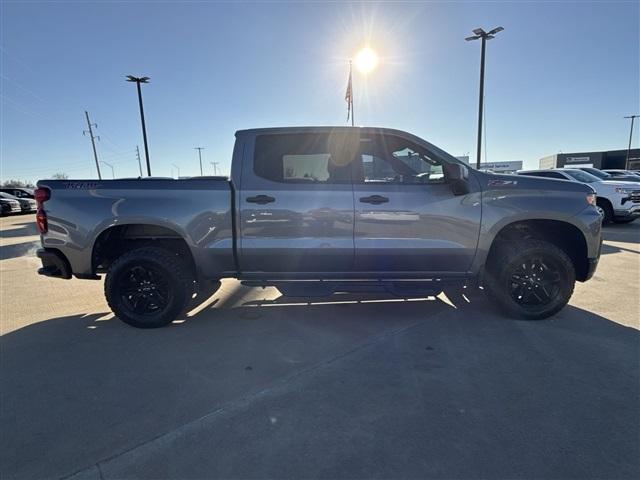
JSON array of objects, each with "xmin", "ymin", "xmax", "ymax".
[
  {"xmin": 2, "ymin": 285, "xmax": 639, "ymax": 478},
  {"xmin": 0, "ymin": 240, "xmax": 39, "ymax": 260},
  {"xmin": 0, "ymin": 220, "xmax": 38, "ymax": 238}
]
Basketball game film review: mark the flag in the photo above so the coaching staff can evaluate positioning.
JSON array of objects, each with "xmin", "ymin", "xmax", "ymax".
[{"xmin": 345, "ymin": 62, "xmax": 353, "ymax": 123}]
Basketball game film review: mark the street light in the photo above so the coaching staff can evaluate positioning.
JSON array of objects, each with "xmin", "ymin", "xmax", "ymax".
[
  {"xmin": 171, "ymin": 163, "xmax": 180, "ymax": 178},
  {"xmin": 100, "ymin": 160, "xmax": 115, "ymax": 179},
  {"xmin": 624, "ymin": 115, "xmax": 639, "ymax": 169},
  {"xmin": 466, "ymin": 26, "xmax": 504, "ymax": 169},
  {"xmin": 126, "ymin": 75, "xmax": 151, "ymax": 176}
]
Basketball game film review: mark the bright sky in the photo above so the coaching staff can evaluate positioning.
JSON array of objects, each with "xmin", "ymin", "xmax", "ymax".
[{"xmin": 1, "ymin": 1, "xmax": 638, "ymax": 182}]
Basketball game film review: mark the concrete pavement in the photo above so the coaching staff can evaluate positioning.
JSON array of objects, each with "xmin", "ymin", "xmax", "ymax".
[{"xmin": 1, "ymin": 214, "xmax": 638, "ymax": 479}]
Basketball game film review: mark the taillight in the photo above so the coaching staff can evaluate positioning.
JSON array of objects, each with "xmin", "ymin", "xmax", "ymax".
[
  {"xmin": 34, "ymin": 187, "xmax": 50, "ymax": 234},
  {"xmin": 586, "ymin": 193, "xmax": 596, "ymax": 206},
  {"xmin": 36, "ymin": 210, "xmax": 48, "ymax": 234},
  {"xmin": 34, "ymin": 187, "xmax": 50, "ymax": 206}
]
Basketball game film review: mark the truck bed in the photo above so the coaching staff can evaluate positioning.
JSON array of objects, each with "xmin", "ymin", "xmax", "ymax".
[{"xmin": 36, "ymin": 177, "xmax": 236, "ymax": 278}]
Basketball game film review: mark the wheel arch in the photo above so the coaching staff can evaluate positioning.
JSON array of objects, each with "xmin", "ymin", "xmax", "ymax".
[
  {"xmin": 485, "ymin": 219, "xmax": 590, "ymax": 281},
  {"xmin": 91, "ymin": 223, "xmax": 197, "ymax": 277}
]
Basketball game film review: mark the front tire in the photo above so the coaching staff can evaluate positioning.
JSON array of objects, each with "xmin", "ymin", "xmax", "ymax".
[
  {"xmin": 484, "ymin": 239, "xmax": 575, "ymax": 320},
  {"xmin": 105, "ymin": 247, "xmax": 192, "ymax": 328},
  {"xmin": 596, "ymin": 199, "xmax": 614, "ymax": 224}
]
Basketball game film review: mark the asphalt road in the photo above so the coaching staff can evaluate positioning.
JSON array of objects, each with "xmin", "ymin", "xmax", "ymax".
[{"xmin": 1, "ymin": 213, "xmax": 638, "ymax": 479}]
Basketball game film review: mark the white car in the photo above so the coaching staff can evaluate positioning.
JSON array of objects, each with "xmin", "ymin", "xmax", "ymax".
[
  {"xmin": 602, "ymin": 169, "xmax": 640, "ymax": 180},
  {"xmin": 517, "ymin": 168, "xmax": 640, "ymax": 224}
]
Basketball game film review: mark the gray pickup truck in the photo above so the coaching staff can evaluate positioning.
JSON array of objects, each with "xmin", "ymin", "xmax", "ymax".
[{"xmin": 35, "ymin": 127, "xmax": 602, "ymax": 328}]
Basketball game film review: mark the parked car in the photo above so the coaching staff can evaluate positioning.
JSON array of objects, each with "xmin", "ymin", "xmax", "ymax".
[
  {"xmin": 601, "ymin": 169, "xmax": 640, "ymax": 181},
  {"xmin": 0, "ymin": 194, "xmax": 22, "ymax": 216},
  {"xmin": 35, "ymin": 127, "xmax": 602, "ymax": 327},
  {"xmin": 573, "ymin": 166, "xmax": 640, "ymax": 183},
  {"xmin": 517, "ymin": 168, "xmax": 640, "ymax": 223},
  {"xmin": 0, "ymin": 187, "xmax": 35, "ymax": 199},
  {"xmin": 0, "ymin": 192, "xmax": 37, "ymax": 213}
]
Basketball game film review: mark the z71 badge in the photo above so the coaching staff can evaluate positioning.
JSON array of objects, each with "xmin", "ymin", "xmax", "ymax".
[{"xmin": 487, "ymin": 179, "xmax": 518, "ymax": 187}]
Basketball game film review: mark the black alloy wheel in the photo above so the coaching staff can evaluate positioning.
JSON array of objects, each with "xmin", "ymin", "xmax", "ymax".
[
  {"xmin": 119, "ymin": 264, "xmax": 172, "ymax": 316},
  {"xmin": 508, "ymin": 256, "xmax": 562, "ymax": 308}
]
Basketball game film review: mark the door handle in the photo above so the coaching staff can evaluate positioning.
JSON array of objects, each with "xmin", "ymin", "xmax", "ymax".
[
  {"xmin": 359, "ymin": 195, "xmax": 389, "ymax": 205},
  {"xmin": 246, "ymin": 194, "xmax": 275, "ymax": 205}
]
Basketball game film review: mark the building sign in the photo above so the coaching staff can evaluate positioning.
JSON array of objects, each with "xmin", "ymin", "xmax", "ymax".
[
  {"xmin": 565, "ymin": 156, "xmax": 591, "ymax": 164},
  {"xmin": 479, "ymin": 161, "xmax": 523, "ymax": 172}
]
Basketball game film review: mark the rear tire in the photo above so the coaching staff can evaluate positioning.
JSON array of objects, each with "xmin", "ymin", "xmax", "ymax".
[
  {"xmin": 484, "ymin": 239, "xmax": 575, "ymax": 320},
  {"xmin": 105, "ymin": 247, "xmax": 192, "ymax": 328}
]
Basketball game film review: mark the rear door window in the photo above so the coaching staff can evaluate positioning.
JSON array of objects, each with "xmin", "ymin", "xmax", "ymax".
[{"xmin": 254, "ymin": 133, "xmax": 354, "ymax": 184}]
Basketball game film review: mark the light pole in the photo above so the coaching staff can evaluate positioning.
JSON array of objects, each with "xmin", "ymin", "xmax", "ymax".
[
  {"xmin": 171, "ymin": 163, "xmax": 180, "ymax": 178},
  {"xmin": 195, "ymin": 147, "xmax": 205, "ymax": 176},
  {"xmin": 126, "ymin": 75, "xmax": 151, "ymax": 176},
  {"xmin": 466, "ymin": 26, "xmax": 504, "ymax": 169},
  {"xmin": 624, "ymin": 115, "xmax": 639, "ymax": 169},
  {"xmin": 100, "ymin": 161, "xmax": 115, "ymax": 179}
]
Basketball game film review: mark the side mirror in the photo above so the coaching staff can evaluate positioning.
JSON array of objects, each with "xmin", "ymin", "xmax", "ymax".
[{"xmin": 444, "ymin": 163, "xmax": 470, "ymax": 195}]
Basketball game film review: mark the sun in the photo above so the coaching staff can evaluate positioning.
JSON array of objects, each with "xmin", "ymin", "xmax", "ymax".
[{"xmin": 354, "ymin": 47, "xmax": 379, "ymax": 74}]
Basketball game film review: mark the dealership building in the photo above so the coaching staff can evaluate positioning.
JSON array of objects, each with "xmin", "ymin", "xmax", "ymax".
[{"xmin": 539, "ymin": 148, "xmax": 640, "ymax": 171}]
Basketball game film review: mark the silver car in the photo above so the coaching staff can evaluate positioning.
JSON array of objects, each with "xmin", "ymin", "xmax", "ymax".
[{"xmin": 0, "ymin": 192, "xmax": 37, "ymax": 213}]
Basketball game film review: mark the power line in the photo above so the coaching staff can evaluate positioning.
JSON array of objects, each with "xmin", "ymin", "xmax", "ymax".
[{"xmin": 3, "ymin": 150, "xmax": 137, "ymax": 178}]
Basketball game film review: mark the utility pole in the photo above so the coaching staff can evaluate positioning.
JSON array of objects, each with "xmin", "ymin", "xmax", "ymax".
[
  {"xmin": 195, "ymin": 147, "xmax": 205, "ymax": 176},
  {"xmin": 172, "ymin": 163, "xmax": 180, "ymax": 178},
  {"xmin": 83, "ymin": 111, "xmax": 102, "ymax": 179},
  {"xmin": 624, "ymin": 115, "xmax": 639, "ymax": 169},
  {"xmin": 210, "ymin": 161, "xmax": 219, "ymax": 175},
  {"xmin": 466, "ymin": 27, "xmax": 504, "ymax": 169},
  {"xmin": 126, "ymin": 75, "xmax": 151, "ymax": 176},
  {"xmin": 135, "ymin": 146, "xmax": 143, "ymax": 177}
]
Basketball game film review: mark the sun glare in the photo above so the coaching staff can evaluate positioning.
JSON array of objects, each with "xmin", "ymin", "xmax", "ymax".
[{"xmin": 354, "ymin": 47, "xmax": 379, "ymax": 74}]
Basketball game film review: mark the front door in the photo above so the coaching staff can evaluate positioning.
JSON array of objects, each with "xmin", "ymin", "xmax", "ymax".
[
  {"xmin": 352, "ymin": 134, "xmax": 481, "ymax": 273},
  {"xmin": 238, "ymin": 132, "xmax": 356, "ymax": 273}
]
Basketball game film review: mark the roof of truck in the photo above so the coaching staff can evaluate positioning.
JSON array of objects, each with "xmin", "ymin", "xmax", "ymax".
[{"xmin": 236, "ymin": 126, "xmax": 409, "ymax": 135}]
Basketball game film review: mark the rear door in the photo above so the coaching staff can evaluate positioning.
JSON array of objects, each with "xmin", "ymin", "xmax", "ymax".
[
  {"xmin": 352, "ymin": 134, "xmax": 481, "ymax": 273},
  {"xmin": 238, "ymin": 131, "xmax": 356, "ymax": 273}
]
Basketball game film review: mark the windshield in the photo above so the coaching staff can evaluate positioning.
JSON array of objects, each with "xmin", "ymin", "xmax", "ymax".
[
  {"xmin": 580, "ymin": 167, "xmax": 610, "ymax": 179},
  {"xmin": 0, "ymin": 192, "xmax": 17, "ymax": 199},
  {"xmin": 563, "ymin": 170, "xmax": 600, "ymax": 183}
]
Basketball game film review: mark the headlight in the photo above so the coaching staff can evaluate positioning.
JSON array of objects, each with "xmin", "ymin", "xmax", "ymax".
[
  {"xmin": 586, "ymin": 193, "xmax": 596, "ymax": 206},
  {"xmin": 615, "ymin": 187, "xmax": 636, "ymax": 194}
]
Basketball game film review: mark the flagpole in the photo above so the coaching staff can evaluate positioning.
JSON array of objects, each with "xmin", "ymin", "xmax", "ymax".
[{"xmin": 350, "ymin": 60, "xmax": 354, "ymax": 127}]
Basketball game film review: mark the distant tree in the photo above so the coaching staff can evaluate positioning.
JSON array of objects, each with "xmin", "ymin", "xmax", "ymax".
[
  {"xmin": 1, "ymin": 179, "xmax": 36, "ymax": 188},
  {"xmin": 51, "ymin": 172, "xmax": 69, "ymax": 180}
]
